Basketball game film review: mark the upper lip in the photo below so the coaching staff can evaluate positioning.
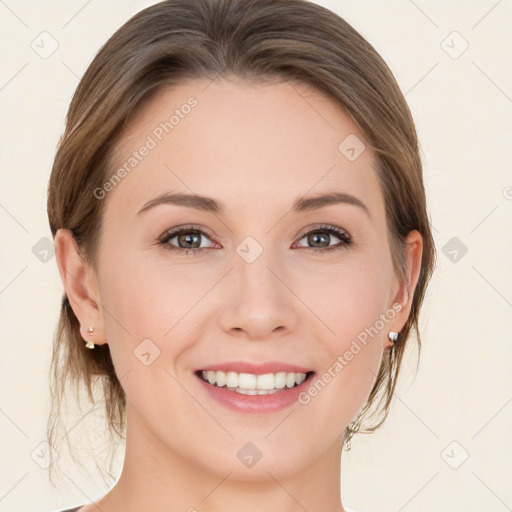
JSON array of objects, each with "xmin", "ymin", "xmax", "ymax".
[{"xmin": 195, "ymin": 361, "xmax": 314, "ymax": 375}]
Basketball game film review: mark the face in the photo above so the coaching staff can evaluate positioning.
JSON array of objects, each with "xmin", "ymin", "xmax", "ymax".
[{"xmin": 59, "ymin": 77, "xmax": 418, "ymax": 482}]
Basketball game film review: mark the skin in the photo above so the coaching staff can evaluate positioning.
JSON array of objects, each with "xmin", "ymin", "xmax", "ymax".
[{"xmin": 55, "ymin": 77, "xmax": 422, "ymax": 512}]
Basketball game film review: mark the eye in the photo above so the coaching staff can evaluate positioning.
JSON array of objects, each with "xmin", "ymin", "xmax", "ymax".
[
  {"xmin": 158, "ymin": 226, "xmax": 217, "ymax": 256},
  {"xmin": 294, "ymin": 224, "xmax": 352, "ymax": 253}
]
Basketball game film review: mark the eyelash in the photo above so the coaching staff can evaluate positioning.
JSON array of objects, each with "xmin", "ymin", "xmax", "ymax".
[{"xmin": 157, "ymin": 224, "xmax": 352, "ymax": 257}]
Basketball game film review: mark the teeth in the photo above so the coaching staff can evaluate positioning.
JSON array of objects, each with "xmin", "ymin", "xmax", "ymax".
[
  {"xmin": 239, "ymin": 372, "xmax": 256, "ymax": 389},
  {"xmin": 200, "ymin": 370, "xmax": 309, "ymax": 391}
]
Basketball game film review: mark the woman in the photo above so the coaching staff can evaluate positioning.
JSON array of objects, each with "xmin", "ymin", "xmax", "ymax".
[{"xmin": 47, "ymin": 0, "xmax": 435, "ymax": 510}]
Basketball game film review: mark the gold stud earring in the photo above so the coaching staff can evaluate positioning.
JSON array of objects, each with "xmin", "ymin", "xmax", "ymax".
[{"xmin": 85, "ymin": 326, "xmax": 95, "ymax": 349}]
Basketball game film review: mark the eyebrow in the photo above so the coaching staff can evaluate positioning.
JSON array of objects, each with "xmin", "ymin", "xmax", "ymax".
[{"xmin": 137, "ymin": 191, "xmax": 370, "ymax": 217}]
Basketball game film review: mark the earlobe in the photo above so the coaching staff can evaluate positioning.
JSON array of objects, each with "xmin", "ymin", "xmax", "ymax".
[{"xmin": 54, "ymin": 229, "xmax": 107, "ymax": 345}]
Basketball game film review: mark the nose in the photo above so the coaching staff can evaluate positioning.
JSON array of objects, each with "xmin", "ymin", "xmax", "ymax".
[{"xmin": 217, "ymin": 252, "xmax": 300, "ymax": 341}]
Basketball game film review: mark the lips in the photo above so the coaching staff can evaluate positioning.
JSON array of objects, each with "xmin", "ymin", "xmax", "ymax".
[{"xmin": 194, "ymin": 364, "xmax": 316, "ymax": 413}]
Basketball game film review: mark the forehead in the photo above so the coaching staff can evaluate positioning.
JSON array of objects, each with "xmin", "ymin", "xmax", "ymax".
[{"xmin": 106, "ymin": 77, "xmax": 384, "ymax": 222}]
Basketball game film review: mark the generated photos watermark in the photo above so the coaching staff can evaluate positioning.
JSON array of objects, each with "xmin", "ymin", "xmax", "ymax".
[
  {"xmin": 298, "ymin": 302, "xmax": 403, "ymax": 405},
  {"xmin": 93, "ymin": 96, "xmax": 198, "ymax": 200}
]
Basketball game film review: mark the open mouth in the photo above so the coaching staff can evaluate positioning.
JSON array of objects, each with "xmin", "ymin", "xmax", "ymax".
[{"xmin": 195, "ymin": 370, "xmax": 315, "ymax": 395}]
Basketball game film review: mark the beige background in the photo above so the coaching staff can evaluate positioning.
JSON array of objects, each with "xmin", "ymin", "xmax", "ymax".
[{"xmin": 1, "ymin": 1, "xmax": 511, "ymax": 511}]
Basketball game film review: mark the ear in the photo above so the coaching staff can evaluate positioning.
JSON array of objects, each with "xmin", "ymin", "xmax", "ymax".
[
  {"xmin": 384, "ymin": 230, "xmax": 423, "ymax": 349},
  {"xmin": 54, "ymin": 228, "xmax": 107, "ymax": 345}
]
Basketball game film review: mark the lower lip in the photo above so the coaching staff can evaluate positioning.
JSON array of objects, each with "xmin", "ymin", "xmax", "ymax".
[{"xmin": 195, "ymin": 372, "xmax": 315, "ymax": 413}]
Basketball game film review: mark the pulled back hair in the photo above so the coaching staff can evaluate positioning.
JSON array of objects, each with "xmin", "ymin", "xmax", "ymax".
[{"xmin": 46, "ymin": 0, "xmax": 436, "ymax": 486}]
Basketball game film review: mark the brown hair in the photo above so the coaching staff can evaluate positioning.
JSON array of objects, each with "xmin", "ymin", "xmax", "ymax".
[{"xmin": 46, "ymin": 0, "xmax": 436, "ymax": 485}]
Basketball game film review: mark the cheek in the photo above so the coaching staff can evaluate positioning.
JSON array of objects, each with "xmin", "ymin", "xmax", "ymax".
[
  {"xmin": 96, "ymin": 250, "xmax": 216, "ymax": 371},
  {"xmin": 306, "ymin": 257, "xmax": 392, "ymax": 411},
  {"xmin": 96, "ymin": 263, "xmax": 201, "ymax": 426},
  {"xmin": 314, "ymin": 256, "xmax": 392, "ymax": 348}
]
